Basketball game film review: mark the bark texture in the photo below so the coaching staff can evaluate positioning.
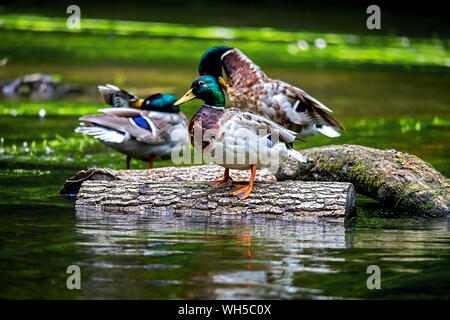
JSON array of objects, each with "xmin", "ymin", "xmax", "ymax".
[
  {"xmin": 60, "ymin": 165, "xmax": 276, "ymax": 196},
  {"xmin": 276, "ymin": 144, "xmax": 449, "ymax": 217},
  {"xmin": 75, "ymin": 180, "xmax": 356, "ymax": 223}
]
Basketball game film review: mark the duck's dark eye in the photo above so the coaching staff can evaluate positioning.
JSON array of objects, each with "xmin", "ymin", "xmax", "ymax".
[{"xmin": 198, "ymin": 81, "xmax": 206, "ymax": 87}]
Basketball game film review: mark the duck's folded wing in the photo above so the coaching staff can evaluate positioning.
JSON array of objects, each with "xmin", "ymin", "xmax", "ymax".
[
  {"xmin": 279, "ymin": 80, "xmax": 345, "ymax": 133},
  {"xmin": 224, "ymin": 109, "xmax": 298, "ymax": 144},
  {"xmin": 79, "ymin": 114, "xmax": 167, "ymax": 145},
  {"xmin": 146, "ymin": 110, "xmax": 186, "ymax": 126}
]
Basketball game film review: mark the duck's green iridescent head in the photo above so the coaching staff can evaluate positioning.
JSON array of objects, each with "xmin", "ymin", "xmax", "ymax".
[
  {"xmin": 141, "ymin": 93, "xmax": 179, "ymax": 113},
  {"xmin": 174, "ymin": 75, "xmax": 225, "ymax": 107},
  {"xmin": 198, "ymin": 46, "xmax": 233, "ymax": 87}
]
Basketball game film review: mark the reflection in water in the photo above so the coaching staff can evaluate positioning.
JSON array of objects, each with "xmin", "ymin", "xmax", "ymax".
[
  {"xmin": 0, "ymin": 197, "xmax": 448, "ymax": 299},
  {"xmin": 74, "ymin": 209, "xmax": 349, "ymax": 299},
  {"xmin": 73, "ymin": 208, "xmax": 450, "ymax": 299}
]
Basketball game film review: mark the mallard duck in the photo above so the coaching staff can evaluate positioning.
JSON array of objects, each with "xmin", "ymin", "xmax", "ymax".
[
  {"xmin": 75, "ymin": 85, "xmax": 190, "ymax": 169},
  {"xmin": 174, "ymin": 75, "xmax": 306, "ymax": 200},
  {"xmin": 198, "ymin": 46, "xmax": 344, "ymax": 139}
]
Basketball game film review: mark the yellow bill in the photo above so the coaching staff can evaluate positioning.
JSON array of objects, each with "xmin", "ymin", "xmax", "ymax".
[
  {"xmin": 130, "ymin": 98, "xmax": 144, "ymax": 108},
  {"xmin": 218, "ymin": 76, "xmax": 228, "ymax": 90},
  {"xmin": 174, "ymin": 89, "xmax": 196, "ymax": 106}
]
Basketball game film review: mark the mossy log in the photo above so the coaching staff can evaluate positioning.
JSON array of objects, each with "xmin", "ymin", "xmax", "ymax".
[{"xmin": 276, "ymin": 144, "xmax": 449, "ymax": 217}]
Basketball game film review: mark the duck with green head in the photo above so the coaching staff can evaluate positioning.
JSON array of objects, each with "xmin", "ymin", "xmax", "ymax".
[
  {"xmin": 174, "ymin": 75, "xmax": 306, "ymax": 200},
  {"xmin": 75, "ymin": 85, "xmax": 189, "ymax": 169},
  {"xmin": 198, "ymin": 46, "xmax": 344, "ymax": 140}
]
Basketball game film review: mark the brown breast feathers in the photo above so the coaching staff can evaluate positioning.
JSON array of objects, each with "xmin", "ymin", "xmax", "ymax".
[{"xmin": 188, "ymin": 105, "xmax": 224, "ymax": 151}]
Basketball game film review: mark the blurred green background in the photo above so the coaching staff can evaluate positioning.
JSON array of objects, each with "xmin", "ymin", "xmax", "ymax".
[{"xmin": 0, "ymin": 0, "xmax": 449, "ymax": 174}]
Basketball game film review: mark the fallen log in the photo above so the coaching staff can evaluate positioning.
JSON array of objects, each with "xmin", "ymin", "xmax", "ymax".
[
  {"xmin": 62, "ymin": 165, "xmax": 355, "ymax": 222},
  {"xmin": 61, "ymin": 144, "xmax": 448, "ymax": 219},
  {"xmin": 75, "ymin": 178, "xmax": 356, "ymax": 223},
  {"xmin": 277, "ymin": 144, "xmax": 449, "ymax": 217}
]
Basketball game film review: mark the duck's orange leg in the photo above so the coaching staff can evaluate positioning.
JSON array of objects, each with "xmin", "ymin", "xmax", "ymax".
[
  {"xmin": 206, "ymin": 168, "xmax": 232, "ymax": 188},
  {"xmin": 126, "ymin": 155, "xmax": 131, "ymax": 170},
  {"xmin": 149, "ymin": 155, "xmax": 155, "ymax": 169},
  {"xmin": 231, "ymin": 165, "xmax": 256, "ymax": 200}
]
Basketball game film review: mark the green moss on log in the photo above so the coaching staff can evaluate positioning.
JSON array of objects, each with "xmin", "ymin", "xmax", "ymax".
[{"xmin": 277, "ymin": 144, "xmax": 449, "ymax": 217}]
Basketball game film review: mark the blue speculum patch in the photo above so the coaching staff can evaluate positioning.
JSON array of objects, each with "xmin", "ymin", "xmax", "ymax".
[{"xmin": 132, "ymin": 116, "xmax": 151, "ymax": 131}]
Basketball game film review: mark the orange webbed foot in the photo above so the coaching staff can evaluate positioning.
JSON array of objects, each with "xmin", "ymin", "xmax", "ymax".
[
  {"xmin": 205, "ymin": 177, "xmax": 232, "ymax": 188},
  {"xmin": 205, "ymin": 179, "xmax": 232, "ymax": 188},
  {"xmin": 206, "ymin": 168, "xmax": 232, "ymax": 188},
  {"xmin": 231, "ymin": 185, "xmax": 253, "ymax": 200}
]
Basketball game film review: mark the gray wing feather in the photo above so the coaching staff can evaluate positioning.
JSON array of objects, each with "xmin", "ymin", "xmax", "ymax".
[
  {"xmin": 224, "ymin": 109, "xmax": 297, "ymax": 143},
  {"xmin": 78, "ymin": 114, "xmax": 167, "ymax": 145}
]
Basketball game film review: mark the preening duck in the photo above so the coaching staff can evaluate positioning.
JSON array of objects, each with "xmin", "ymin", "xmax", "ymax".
[
  {"xmin": 75, "ymin": 85, "xmax": 189, "ymax": 169},
  {"xmin": 198, "ymin": 46, "xmax": 344, "ymax": 140},
  {"xmin": 174, "ymin": 75, "xmax": 306, "ymax": 200}
]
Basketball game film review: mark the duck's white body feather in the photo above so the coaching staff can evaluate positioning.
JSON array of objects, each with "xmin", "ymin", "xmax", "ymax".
[{"xmin": 193, "ymin": 106, "xmax": 305, "ymax": 172}]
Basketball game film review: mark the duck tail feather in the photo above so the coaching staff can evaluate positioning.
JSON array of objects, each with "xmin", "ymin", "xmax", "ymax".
[
  {"xmin": 317, "ymin": 125, "xmax": 341, "ymax": 138},
  {"xmin": 98, "ymin": 84, "xmax": 139, "ymax": 108},
  {"xmin": 287, "ymin": 148, "xmax": 307, "ymax": 163},
  {"xmin": 314, "ymin": 107, "xmax": 345, "ymax": 131}
]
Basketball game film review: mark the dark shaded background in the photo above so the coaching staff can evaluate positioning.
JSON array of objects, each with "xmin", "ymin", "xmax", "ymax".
[{"xmin": 2, "ymin": 0, "xmax": 449, "ymax": 37}]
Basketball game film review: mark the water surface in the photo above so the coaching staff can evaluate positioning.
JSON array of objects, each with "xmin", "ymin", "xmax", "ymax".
[{"xmin": 1, "ymin": 187, "xmax": 449, "ymax": 299}]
